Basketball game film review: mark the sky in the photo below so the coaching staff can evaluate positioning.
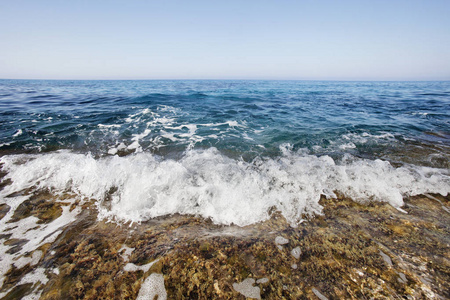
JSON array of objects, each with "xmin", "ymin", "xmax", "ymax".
[{"xmin": 0, "ymin": 0, "xmax": 449, "ymax": 80}]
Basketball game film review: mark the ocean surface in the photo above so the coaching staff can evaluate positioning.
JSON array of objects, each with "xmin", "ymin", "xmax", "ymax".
[{"xmin": 0, "ymin": 80, "xmax": 449, "ymax": 226}]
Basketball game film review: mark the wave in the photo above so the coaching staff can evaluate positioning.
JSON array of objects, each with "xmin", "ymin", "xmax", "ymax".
[
  {"xmin": 418, "ymin": 92, "xmax": 450, "ymax": 96},
  {"xmin": 1, "ymin": 147, "xmax": 448, "ymax": 227}
]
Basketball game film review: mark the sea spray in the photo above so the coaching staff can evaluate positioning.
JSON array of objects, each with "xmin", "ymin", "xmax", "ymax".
[{"xmin": 1, "ymin": 146, "xmax": 448, "ymax": 226}]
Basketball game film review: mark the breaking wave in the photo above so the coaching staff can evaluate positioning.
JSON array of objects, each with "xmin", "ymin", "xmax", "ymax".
[{"xmin": 1, "ymin": 146, "xmax": 448, "ymax": 226}]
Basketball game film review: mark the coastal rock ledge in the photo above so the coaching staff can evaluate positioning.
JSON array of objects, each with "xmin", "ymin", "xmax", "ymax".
[{"xmin": 0, "ymin": 191, "xmax": 448, "ymax": 299}]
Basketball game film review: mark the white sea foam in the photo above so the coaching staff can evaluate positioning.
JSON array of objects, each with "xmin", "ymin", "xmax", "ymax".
[
  {"xmin": 233, "ymin": 278, "xmax": 261, "ymax": 299},
  {"xmin": 0, "ymin": 184, "xmax": 81, "ymax": 290},
  {"xmin": 123, "ymin": 259, "xmax": 159, "ymax": 273},
  {"xmin": 0, "ymin": 147, "xmax": 448, "ymax": 227},
  {"xmin": 291, "ymin": 247, "xmax": 301, "ymax": 259},
  {"xmin": 93, "ymin": 106, "xmax": 249, "ymax": 153},
  {"xmin": 343, "ymin": 132, "xmax": 395, "ymax": 143},
  {"xmin": 335, "ymin": 132, "xmax": 396, "ymax": 151},
  {"xmin": 108, "ymin": 148, "xmax": 118, "ymax": 155},
  {"xmin": 256, "ymin": 277, "xmax": 269, "ymax": 284},
  {"xmin": 16, "ymin": 267, "xmax": 49, "ymax": 300},
  {"xmin": 160, "ymin": 131, "xmax": 181, "ymax": 142},
  {"xmin": 19, "ymin": 267, "xmax": 49, "ymax": 285},
  {"xmin": 127, "ymin": 129, "xmax": 152, "ymax": 151},
  {"xmin": 125, "ymin": 108, "xmax": 154, "ymax": 123},
  {"xmin": 339, "ymin": 142, "xmax": 356, "ymax": 150},
  {"xmin": 13, "ymin": 250, "xmax": 42, "ymax": 269},
  {"xmin": 117, "ymin": 107, "xmax": 246, "ymax": 151},
  {"xmin": 275, "ymin": 236, "xmax": 289, "ymax": 245},
  {"xmin": 12, "ymin": 129, "xmax": 23, "ymax": 137},
  {"xmin": 98, "ymin": 124, "xmax": 121, "ymax": 128},
  {"xmin": 136, "ymin": 273, "xmax": 167, "ymax": 300},
  {"xmin": 119, "ymin": 245, "xmax": 135, "ymax": 262},
  {"xmin": 312, "ymin": 287, "xmax": 329, "ymax": 300}
]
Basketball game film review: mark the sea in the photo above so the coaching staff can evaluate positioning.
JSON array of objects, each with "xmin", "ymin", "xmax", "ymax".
[
  {"xmin": 0, "ymin": 79, "xmax": 449, "ymax": 298},
  {"xmin": 0, "ymin": 80, "xmax": 449, "ymax": 226}
]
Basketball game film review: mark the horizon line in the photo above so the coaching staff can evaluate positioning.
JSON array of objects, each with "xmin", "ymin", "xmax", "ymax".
[{"xmin": 1, "ymin": 78, "xmax": 449, "ymax": 82}]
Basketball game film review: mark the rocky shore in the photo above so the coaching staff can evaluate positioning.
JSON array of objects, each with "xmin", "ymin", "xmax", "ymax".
[{"xmin": 0, "ymin": 186, "xmax": 448, "ymax": 299}]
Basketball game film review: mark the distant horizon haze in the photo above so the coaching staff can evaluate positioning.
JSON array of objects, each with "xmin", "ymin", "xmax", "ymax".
[{"xmin": 1, "ymin": 79, "xmax": 450, "ymax": 82}]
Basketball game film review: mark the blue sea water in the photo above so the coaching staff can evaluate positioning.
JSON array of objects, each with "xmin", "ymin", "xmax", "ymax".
[
  {"xmin": 0, "ymin": 80, "xmax": 449, "ymax": 163},
  {"xmin": 0, "ymin": 80, "xmax": 449, "ymax": 225}
]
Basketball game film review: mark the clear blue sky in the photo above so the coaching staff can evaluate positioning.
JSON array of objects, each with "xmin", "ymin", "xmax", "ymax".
[{"xmin": 1, "ymin": 0, "xmax": 449, "ymax": 80}]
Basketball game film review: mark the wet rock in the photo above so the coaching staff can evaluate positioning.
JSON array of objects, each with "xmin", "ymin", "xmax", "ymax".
[
  {"xmin": 0, "ymin": 192, "xmax": 447, "ymax": 299},
  {"xmin": 8, "ymin": 191, "xmax": 64, "ymax": 224},
  {"xmin": 0, "ymin": 203, "xmax": 10, "ymax": 220}
]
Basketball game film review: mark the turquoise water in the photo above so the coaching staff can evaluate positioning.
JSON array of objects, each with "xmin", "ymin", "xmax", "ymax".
[{"xmin": 0, "ymin": 80, "xmax": 449, "ymax": 225}]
